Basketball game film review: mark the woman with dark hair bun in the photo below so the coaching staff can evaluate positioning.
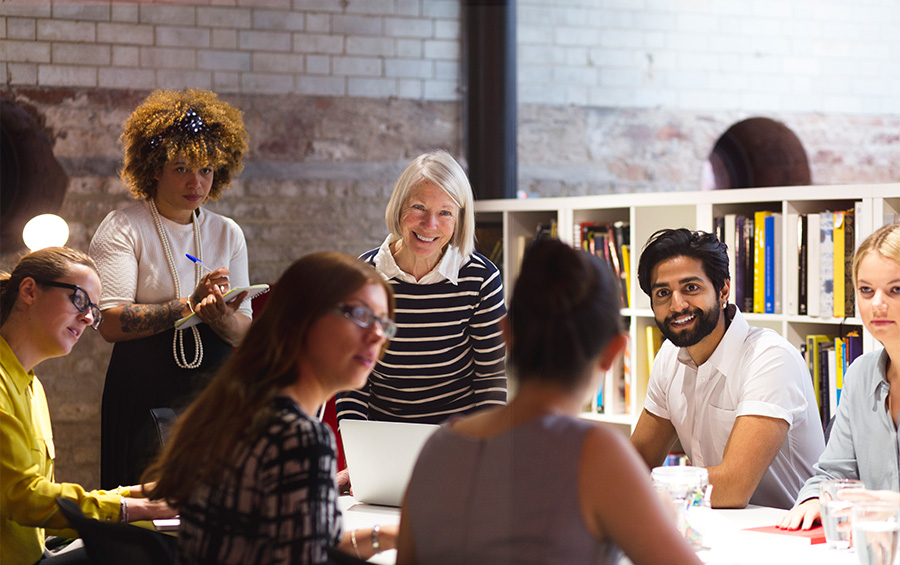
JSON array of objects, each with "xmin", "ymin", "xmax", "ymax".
[{"xmin": 397, "ymin": 239, "xmax": 701, "ymax": 565}]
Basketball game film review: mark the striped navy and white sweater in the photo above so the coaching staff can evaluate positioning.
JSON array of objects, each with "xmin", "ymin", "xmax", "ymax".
[{"xmin": 336, "ymin": 249, "xmax": 507, "ymax": 424}]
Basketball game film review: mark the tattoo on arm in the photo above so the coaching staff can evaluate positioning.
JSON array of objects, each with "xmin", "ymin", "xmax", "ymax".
[{"xmin": 119, "ymin": 300, "xmax": 184, "ymax": 334}]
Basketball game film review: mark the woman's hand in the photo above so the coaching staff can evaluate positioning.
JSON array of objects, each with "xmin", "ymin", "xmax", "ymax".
[
  {"xmin": 776, "ymin": 498, "xmax": 820, "ymax": 530},
  {"xmin": 123, "ymin": 497, "xmax": 178, "ymax": 522}
]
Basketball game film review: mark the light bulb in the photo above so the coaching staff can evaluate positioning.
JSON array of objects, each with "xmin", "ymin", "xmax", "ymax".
[{"xmin": 23, "ymin": 214, "xmax": 69, "ymax": 251}]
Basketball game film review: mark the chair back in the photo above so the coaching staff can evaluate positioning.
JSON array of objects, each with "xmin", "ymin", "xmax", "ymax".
[{"xmin": 55, "ymin": 497, "xmax": 175, "ymax": 565}]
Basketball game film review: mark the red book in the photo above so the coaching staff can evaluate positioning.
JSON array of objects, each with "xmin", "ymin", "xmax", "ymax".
[{"xmin": 743, "ymin": 525, "xmax": 826, "ymax": 545}]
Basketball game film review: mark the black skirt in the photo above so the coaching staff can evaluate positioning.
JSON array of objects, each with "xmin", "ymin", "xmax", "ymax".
[{"xmin": 100, "ymin": 325, "xmax": 232, "ymax": 489}]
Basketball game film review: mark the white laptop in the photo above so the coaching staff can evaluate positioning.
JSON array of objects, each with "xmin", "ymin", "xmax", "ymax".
[{"xmin": 340, "ymin": 420, "xmax": 439, "ymax": 507}]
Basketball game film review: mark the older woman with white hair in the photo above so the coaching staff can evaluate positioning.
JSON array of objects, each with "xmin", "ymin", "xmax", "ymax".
[{"xmin": 337, "ymin": 150, "xmax": 506, "ymax": 425}]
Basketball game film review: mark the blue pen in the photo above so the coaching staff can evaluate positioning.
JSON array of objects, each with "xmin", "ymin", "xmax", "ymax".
[{"xmin": 185, "ymin": 253, "xmax": 213, "ymax": 275}]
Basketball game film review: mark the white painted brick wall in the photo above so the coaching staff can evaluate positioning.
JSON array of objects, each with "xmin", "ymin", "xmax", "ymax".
[{"xmin": 1, "ymin": 0, "xmax": 896, "ymax": 112}]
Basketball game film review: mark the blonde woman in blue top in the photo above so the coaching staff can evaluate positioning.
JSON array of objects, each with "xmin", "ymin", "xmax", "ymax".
[{"xmin": 779, "ymin": 222, "xmax": 900, "ymax": 530}]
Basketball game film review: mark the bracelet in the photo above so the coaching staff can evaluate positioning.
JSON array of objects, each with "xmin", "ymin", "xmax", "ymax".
[
  {"xmin": 371, "ymin": 524, "xmax": 380, "ymax": 552},
  {"xmin": 350, "ymin": 529, "xmax": 360, "ymax": 558},
  {"xmin": 119, "ymin": 497, "xmax": 129, "ymax": 524}
]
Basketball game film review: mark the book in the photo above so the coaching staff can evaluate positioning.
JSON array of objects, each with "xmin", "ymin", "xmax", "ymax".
[
  {"xmin": 753, "ymin": 211, "xmax": 771, "ymax": 313},
  {"xmin": 819, "ymin": 340, "xmax": 836, "ymax": 423},
  {"xmin": 645, "ymin": 325, "xmax": 663, "ymax": 373},
  {"xmin": 805, "ymin": 334, "xmax": 834, "ymax": 422},
  {"xmin": 621, "ymin": 244, "xmax": 631, "ymax": 309},
  {"xmin": 743, "ymin": 525, "xmax": 826, "ymax": 545},
  {"xmin": 764, "ymin": 213, "xmax": 782, "ymax": 313},
  {"xmin": 806, "ymin": 213, "xmax": 821, "ymax": 317},
  {"xmin": 175, "ymin": 284, "xmax": 271, "ymax": 329},
  {"xmin": 833, "ymin": 211, "xmax": 846, "ymax": 318},
  {"xmin": 741, "ymin": 215, "xmax": 755, "ymax": 313},
  {"xmin": 785, "ymin": 213, "xmax": 799, "ymax": 316},
  {"xmin": 819, "ymin": 212, "xmax": 834, "ymax": 317},
  {"xmin": 798, "ymin": 214, "xmax": 808, "ymax": 316},
  {"xmin": 734, "ymin": 215, "xmax": 747, "ymax": 311},
  {"xmin": 843, "ymin": 209, "xmax": 855, "ymax": 317},
  {"xmin": 723, "ymin": 214, "xmax": 737, "ymax": 305}
]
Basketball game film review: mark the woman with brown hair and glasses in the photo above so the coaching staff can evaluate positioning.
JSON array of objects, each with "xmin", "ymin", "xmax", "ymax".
[{"xmin": 145, "ymin": 252, "xmax": 399, "ymax": 564}]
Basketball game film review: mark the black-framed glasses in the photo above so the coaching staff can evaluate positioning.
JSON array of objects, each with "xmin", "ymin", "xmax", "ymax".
[
  {"xmin": 37, "ymin": 280, "xmax": 103, "ymax": 330},
  {"xmin": 334, "ymin": 303, "xmax": 397, "ymax": 339}
]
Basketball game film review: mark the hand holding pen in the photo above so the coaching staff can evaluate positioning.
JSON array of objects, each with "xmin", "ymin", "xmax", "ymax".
[{"xmin": 185, "ymin": 254, "xmax": 230, "ymax": 296}]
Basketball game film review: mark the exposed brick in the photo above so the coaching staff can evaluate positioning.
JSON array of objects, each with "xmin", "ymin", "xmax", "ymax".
[
  {"xmin": 139, "ymin": 4, "xmax": 196, "ymax": 26},
  {"xmin": 294, "ymin": 75, "xmax": 346, "ymax": 95},
  {"xmin": 293, "ymin": 0, "xmax": 343, "ymax": 12},
  {"xmin": 239, "ymin": 29, "xmax": 291, "ymax": 51},
  {"xmin": 37, "ymin": 19, "xmax": 95, "ymax": 42},
  {"xmin": 332, "ymin": 14, "xmax": 382, "ymax": 36},
  {"xmin": 156, "ymin": 26, "xmax": 211, "ymax": 48},
  {"xmin": 384, "ymin": 17, "xmax": 431, "ymax": 38},
  {"xmin": 110, "ymin": 3, "xmax": 139, "ymax": 23},
  {"xmin": 423, "ymin": 78, "xmax": 457, "ymax": 101},
  {"xmin": 423, "ymin": 39, "xmax": 456, "ymax": 60},
  {"xmin": 155, "ymin": 69, "xmax": 213, "ymax": 89},
  {"xmin": 38, "ymin": 64, "xmax": 97, "ymax": 87},
  {"xmin": 346, "ymin": 36, "xmax": 393, "ymax": 56},
  {"xmin": 385, "ymin": 58, "xmax": 431, "ymax": 79},
  {"xmin": 52, "ymin": 3, "xmax": 110, "ymax": 22},
  {"xmin": 293, "ymin": 33, "xmax": 343, "ymax": 54},
  {"xmin": 396, "ymin": 38, "xmax": 421, "ymax": 58},
  {"xmin": 97, "ymin": 22, "xmax": 154, "ymax": 45},
  {"xmin": 141, "ymin": 46, "xmax": 197, "ymax": 69},
  {"xmin": 241, "ymin": 72, "xmax": 294, "ymax": 93},
  {"xmin": 7, "ymin": 62, "xmax": 37, "ymax": 84},
  {"xmin": 199, "ymin": 49, "xmax": 252, "ymax": 71},
  {"xmin": 98, "ymin": 66, "xmax": 156, "ymax": 89},
  {"xmin": 8, "ymin": 17, "xmax": 35, "ymax": 40},
  {"xmin": 332, "ymin": 56, "xmax": 381, "ymax": 76},
  {"xmin": 305, "ymin": 54, "xmax": 329, "ymax": 74},
  {"xmin": 198, "ymin": 6, "xmax": 252, "ymax": 28},
  {"xmin": 52, "ymin": 43, "xmax": 110, "ymax": 66},
  {"xmin": 305, "ymin": 13, "xmax": 330, "ymax": 33},
  {"xmin": 1, "ymin": 39, "xmax": 50, "ymax": 63},
  {"xmin": 346, "ymin": 0, "xmax": 394, "ymax": 16},
  {"xmin": 252, "ymin": 9, "xmax": 303, "ymax": 30},
  {"xmin": 252, "ymin": 52, "xmax": 304, "ymax": 73},
  {"xmin": 212, "ymin": 28, "xmax": 238, "ymax": 49},
  {"xmin": 0, "ymin": 4, "xmax": 51, "ymax": 18},
  {"xmin": 213, "ymin": 70, "xmax": 241, "ymax": 91},
  {"xmin": 111, "ymin": 45, "xmax": 138, "ymax": 67}
]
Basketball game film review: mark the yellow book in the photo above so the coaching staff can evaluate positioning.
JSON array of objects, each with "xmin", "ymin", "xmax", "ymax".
[
  {"xmin": 645, "ymin": 325, "xmax": 663, "ymax": 373},
  {"xmin": 621, "ymin": 244, "xmax": 631, "ymax": 308},
  {"xmin": 832, "ymin": 211, "xmax": 845, "ymax": 318},
  {"xmin": 753, "ymin": 211, "xmax": 772, "ymax": 313}
]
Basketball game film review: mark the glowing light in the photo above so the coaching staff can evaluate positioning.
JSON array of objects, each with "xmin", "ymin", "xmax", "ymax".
[{"xmin": 23, "ymin": 214, "xmax": 69, "ymax": 251}]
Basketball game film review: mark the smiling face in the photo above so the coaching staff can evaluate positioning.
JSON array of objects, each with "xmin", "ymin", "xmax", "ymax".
[
  {"xmin": 397, "ymin": 182, "xmax": 459, "ymax": 269},
  {"xmin": 650, "ymin": 255, "xmax": 728, "ymax": 353},
  {"xmin": 32, "ymin": 264, "xmax": 101, "ymax": 362},
  {"xmin": 299, "ymin": 282, "xmax": 391, "ymax": 397},
  {"xmin": 153, "ymin": 154, "xmax": 214, "ymax": 224},
  {"xmin": 856, "ymin": 252, "xmax": 900, "ymax": 347}
]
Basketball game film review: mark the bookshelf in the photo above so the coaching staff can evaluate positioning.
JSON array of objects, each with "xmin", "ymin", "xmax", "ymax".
[{"xmin": 474, "ymin": 183, "xmax": 900, "ymax": 434}]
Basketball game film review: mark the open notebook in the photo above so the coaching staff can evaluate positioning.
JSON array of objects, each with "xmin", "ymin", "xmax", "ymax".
[
  {"xmin": 175, "ymin": 284, "xmax": 270, "ymax": 329},
  {"xmin": 340, "ymin": 420, "xmax": 439, "ymax": 507}
]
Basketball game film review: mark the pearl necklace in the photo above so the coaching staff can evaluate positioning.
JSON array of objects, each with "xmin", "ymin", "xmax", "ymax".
[{"xmin": 148, "ymin": 198, "xmax": 204, "ymax": 369}]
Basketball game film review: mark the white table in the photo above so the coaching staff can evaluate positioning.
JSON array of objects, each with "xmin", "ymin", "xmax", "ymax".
[{"xmin": 337, "ymin": 497, "xmax": 860, "ymax": 565}]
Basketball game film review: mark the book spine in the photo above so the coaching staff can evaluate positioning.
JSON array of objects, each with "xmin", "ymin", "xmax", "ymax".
[
  {"xmin": 734, "ymin": 216, "xmax": 746, "ymax": 311},
  {"xmin": 798, "ymin": 214, "xmax": 808, "ymax": 316},
  {"xmin": 724, "ymin": 214, "xmax": 737, "ymax": 305},
  {"xmin": 820, "ymin": 212, "xmax": 834, "ymax": 318},
  {"xmin": 807, "ymin": 213, "xmax": 821, "ymax": 317},
  {"xmin": 753, "ymin": 211, "xmax": 769, "ymax": 313},
  {"xmin": 764, "ymin": 214, "xmax": 776, "ymax": 313},
  {"xmin": 843, "ymin": 210, "xmax": 855, "ymax": 317},
  {"xmin": 833, "ymin": 211, "xmax": 846, "ymax": 318},
  {"xmin": 744, "ymin": 216, "xmax": 755, "ymax": 313}
]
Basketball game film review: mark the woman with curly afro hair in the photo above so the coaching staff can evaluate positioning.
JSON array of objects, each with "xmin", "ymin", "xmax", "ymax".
[{"xmin": 89, "ymin": 89, "xmax": 254, "ymax": 488}]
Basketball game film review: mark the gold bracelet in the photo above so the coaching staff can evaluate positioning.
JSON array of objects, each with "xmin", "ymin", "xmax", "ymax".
[{"xmin": 350, "ymin": 529, "xmax": 360, "ymax": 558}]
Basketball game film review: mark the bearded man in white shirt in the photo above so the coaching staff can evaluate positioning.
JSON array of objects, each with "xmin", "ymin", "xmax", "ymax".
[{"xmin": 630, "ymin": 228, "xmax": 825, "ymax": 509}]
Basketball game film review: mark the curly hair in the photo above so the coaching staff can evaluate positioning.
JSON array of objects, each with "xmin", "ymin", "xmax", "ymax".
[{"xmin": 120, "ymin": 89, "xmax": 248, "ymax": 201}]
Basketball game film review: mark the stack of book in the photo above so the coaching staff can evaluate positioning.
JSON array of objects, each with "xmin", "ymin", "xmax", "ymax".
[
  {"xmin": 802, "ymin": 332, "xmax": 863, "ymax": 425},
  {"xmin": 714, "ymin": 207, "xmax": 860, "ymax": 318},
  {"xmin": 574, "ymin": 221, "xmax": 631, "ymax": 308}
]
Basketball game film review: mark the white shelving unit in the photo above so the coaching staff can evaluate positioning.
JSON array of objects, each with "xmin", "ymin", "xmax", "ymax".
[{"xmin": 474, "ymin": 183, "xmax": 900, "ymax": 434}]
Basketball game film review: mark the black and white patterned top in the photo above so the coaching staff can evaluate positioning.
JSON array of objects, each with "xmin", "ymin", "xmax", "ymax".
[
  {"xmin": 337, "ymin": 250, "xmax": 507, "ymax": 424},
  {"xmin": 176, "ymin": 397, "xmax": 342, "ymax": 565}
]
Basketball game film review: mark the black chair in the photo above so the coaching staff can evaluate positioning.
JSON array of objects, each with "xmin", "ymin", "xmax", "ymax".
[{"xmin": 55, "ymin": 497, "xmax": 176, "ymax": 565}]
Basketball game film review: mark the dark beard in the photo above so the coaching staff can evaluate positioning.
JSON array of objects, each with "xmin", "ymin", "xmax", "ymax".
[{"xmin": 656, "ymin": 305, "xmax": 721, "ymax": 348}]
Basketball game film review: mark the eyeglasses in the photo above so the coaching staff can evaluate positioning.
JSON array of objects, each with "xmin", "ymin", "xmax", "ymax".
[
  {"xmin": 334, "ymin": 303, "xmax": 397, "ymax": 339},
  {"xmin": 37, "ymin": 280, "xmax": 103, "ymax": 330}
]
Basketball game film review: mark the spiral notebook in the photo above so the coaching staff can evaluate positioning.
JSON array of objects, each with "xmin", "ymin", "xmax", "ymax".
[{"xmin": 174, "ymin": 284, "xmax": 270, "ymax": 329}]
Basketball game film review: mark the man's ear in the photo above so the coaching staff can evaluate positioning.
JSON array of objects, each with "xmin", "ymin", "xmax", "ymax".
[
  {"xmin": 719, "ymin": 278, "xmax": 731, "ymax": 308},
  {"xmin": 596, "ymin": 333, "xmax": 628, "ymax": 372}
]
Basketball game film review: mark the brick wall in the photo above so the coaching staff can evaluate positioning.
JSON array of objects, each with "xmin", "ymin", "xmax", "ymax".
[{"xmin": 1, "ymin": 0, "xmax": 897, "ymax": 488}]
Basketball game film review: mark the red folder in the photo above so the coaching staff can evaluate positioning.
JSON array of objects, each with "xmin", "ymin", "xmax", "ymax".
[{"xmin": 743, "ymin": 525, "xmax": 826, "ymax": 545}]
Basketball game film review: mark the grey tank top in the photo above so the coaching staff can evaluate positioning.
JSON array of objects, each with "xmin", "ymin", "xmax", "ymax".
[{"xmin": 406, "ymin": 414, "xmax": 622, "ymax": 564}]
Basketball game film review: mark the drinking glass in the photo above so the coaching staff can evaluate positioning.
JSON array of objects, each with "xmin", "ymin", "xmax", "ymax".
[
  {"xmin": 651, "ymin": 466, "xmax": 712, "ymax": 549},
  {"xmin": 819, "ymin": 478, "xmax": 866, "ymax": 550},
  {"xmin": 852, "ymin": 502, "xmax": 899, "ymax": 565}
]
